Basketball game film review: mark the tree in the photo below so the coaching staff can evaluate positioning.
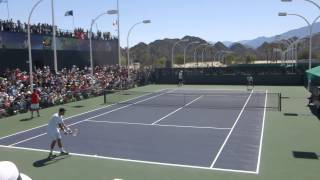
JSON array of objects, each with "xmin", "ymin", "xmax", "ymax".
[
  {"xmin": 246, "ymin": 55, "xmax": 256, "ymax": 64},
  {"xmin": 224, "ymin": 54, "xmax": 235, "ymax": 65},
  {"xmin": 155, "ymin": 57, "xmax": 166, "ymax": 68},
  {"xmin": 298, "ymin": 49, "xmax": 309, "ymax": 60},
  {"xmin": 174, "ymin": 54, "xmax": 184, "ymax": 65}
]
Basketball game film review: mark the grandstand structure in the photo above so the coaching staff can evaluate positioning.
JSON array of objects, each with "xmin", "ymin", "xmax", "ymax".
[{"xmin": 0, "ymin": 19, "xmax": 118, "ymax": 73}]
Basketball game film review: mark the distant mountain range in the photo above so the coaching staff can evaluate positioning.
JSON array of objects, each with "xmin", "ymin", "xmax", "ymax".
[
  {"xmin": 127, "ymin": 22, "xmax": 320, "ymax": 67},
  {"xmin": 232, "ymin": 22, "xmax": 320, "ymax": 48}
]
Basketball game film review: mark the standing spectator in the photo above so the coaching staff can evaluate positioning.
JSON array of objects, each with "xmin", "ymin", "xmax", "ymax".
[
  {"xmin": 30, "ymin": 89, "xmax": 40, "ymax": 118},
  {"xmin": 246, "ymin": 75, "xmax": 254, "ymax": 91},
  {"xmin": 178, "ymin": 70, "xmax": 183, "ymax": 86}
]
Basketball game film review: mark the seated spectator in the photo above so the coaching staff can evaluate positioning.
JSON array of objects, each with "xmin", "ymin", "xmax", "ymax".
[{"xmin": 0, "ymin": 64, "xmax": 151, "ymax": 119}]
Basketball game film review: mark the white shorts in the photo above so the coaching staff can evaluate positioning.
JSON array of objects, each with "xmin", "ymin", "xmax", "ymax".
[
  {"xmin": 30, "ymin": 103, "xmax": 39, "ymax": 110},
  {"xmin": 47, "ymin": 130, "xmax": 61, "ymax": 141}
]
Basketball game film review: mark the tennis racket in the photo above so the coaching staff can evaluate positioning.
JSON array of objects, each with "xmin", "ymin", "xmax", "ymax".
[{"xmin": 65, "ymin": 128, "xmax": 79, "ymax": 136}]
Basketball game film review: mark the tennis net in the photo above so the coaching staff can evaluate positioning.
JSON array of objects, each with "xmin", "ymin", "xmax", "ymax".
[{"xmin": 103, "ymin": 89, "xmax": 282, "ymax": 111}]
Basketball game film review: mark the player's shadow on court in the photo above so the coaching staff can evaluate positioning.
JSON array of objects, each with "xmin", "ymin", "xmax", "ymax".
[
  {"xmin": 33, "ymin": 155, "xmax": 70, "ymax": 167},
  {"xmin": 292, "ymin": 151, "xmax": 319, "ymax": 160},
  {"xmin": 20, "ymin": 117, "xmax": 33, "ymax": 122},
  {"xmin": 308, "ymin": 105, "xmax": 320, "ymax": 120}
]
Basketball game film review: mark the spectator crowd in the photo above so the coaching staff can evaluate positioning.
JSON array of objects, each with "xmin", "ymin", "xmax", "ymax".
[
  {"xmin": 0, "ymin": 19, "xmax": 115, "ymax": 40},
  {"xmin": 0, "ymin": 65, "xmax": 152, "ymax": 118}
]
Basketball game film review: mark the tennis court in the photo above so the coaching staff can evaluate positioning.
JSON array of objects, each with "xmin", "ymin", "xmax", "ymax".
[{"xmin": 0, "ymin": 88, "xmax": 280, "ymax": 174}]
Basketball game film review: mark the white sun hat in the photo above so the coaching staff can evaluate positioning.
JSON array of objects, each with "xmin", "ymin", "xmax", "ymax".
[{"xmin": 0, "ymin": 161, "xmax": 32, "ymax": 180}]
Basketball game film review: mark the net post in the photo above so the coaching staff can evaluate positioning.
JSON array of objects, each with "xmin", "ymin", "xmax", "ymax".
[
  {"xmin": 278, "ymin": 93, "xmax": 282, "ymax": 111},
  {"xmin": 103, "ymin": 89, "xmax": 106, "ymax": 104}
]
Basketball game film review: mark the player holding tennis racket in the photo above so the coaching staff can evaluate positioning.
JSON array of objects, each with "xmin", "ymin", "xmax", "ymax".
[{"xmin": 47, "ymin": 107, "xmax": 70, "ymax": 158}]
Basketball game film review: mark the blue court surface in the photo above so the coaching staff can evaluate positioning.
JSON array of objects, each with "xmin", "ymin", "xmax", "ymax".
[{"xmin": 0, "ymin": 88, "xmax": 270, "ymax": 174}]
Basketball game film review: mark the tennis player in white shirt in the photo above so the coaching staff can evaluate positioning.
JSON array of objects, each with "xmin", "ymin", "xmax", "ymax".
[{"xmin": 47, "ymin": 107, "xmax": 70, "ymax": 158}]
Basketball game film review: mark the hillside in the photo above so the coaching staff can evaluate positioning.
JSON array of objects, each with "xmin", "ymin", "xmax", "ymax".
[{"xmin": 127, "ymin": 33, "xmax": 320, "ymax": 67}]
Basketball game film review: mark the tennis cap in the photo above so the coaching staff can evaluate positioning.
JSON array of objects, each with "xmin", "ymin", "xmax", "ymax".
[
  {"xmin": 59, "ymin": 107, "xmax": 66, "ymax": 113},
  {"xmin": 0, "ymin": 161, "xmax": 32, "ymax": 180}
]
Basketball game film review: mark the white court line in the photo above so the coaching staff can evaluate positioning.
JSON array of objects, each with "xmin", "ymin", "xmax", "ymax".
[
  {"xmin": 210, "ymin": 90, "xmax": 253, "ymax": 168},
  {"xmin": 256, "ymin": 90, "xmax": 268, "ymax": 174},
  {"xmin": 8, "ymin": 89, "xmax": 177, "ymax": 146},
  {"xmin": 151, "ymin": 96, "xmax": 203, "ymax": 125},
  {"xmin": 8, "ymin": 133, "xmax": 47, "ymax": 146},
  {"xmin": 0, "ymin": 145, "xmax": 257, "ymax": 174},
  {"xmin": 176, "ymin": 88, "xmax": 248, "ymax": 91},
  {"xmin": 85, "ymin": 120, "xmax": 231, "ymax": 130},
  {"xmin": 0, "ymin": 88, "xmax": 168, "ymax": 141},
  {"xmin": 166, "ymin": 94, "xmax": 249, "ymax": 98},
  {"xmin": 175, "ymin": 88, "xmax": 266, "ymax": 93}
]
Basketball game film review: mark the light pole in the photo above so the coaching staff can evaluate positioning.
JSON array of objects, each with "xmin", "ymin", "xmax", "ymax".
[
  {"xmin": 289, "ymin": 39, "xmax": 302, "ymax": 66},
  {"xmin": 51, "ymin": 0, "xmax": 58, "ymax": 74},
  {"xmin": 213, "ymin": 51, "xmax": 224, "ymax": 66},
  {"xmin": 193, "ymin": 43, "xmax": 208, "ymax": 67},
  {"xmin": 171, "ymin": 39, "xmax": 189, "ymax": 68},
  {"xmin": 275, "ymin": 36, "xmax": 295, "ymax": 65},
  {"xmin": 89, "ymin": 10, "xmax": 117, "ymax": 75},
  {"xmin": 202, "ymin": 44, "xmax": 213, "ymax": 65},
  {"xmin": 281, "ymin": 39, "xmax": 294, "ymax": 66},
  {"xmin": 0, "ymin": 0, "xmax": 9, "ymax": 19},
  {"xmin": 279, "ymin": 12, "xmax": 320, "ymax": 89},
  {"xmin": 273, "ymin": 48, "xmax": 284, "ymax": 63},
  {"xmin": 28, "ymin": 0, "xmax": 44, "ymax": 91},
  {"xmin": 213, "ymin": 51, "xmax": 231, "ymax": 66},
  {"xmin": 116, "ymin": 0, "xmax": 121, "ymax": 66},
  {"xmin": 219, "ymin": 51, "xmax": 233, "ymax": 65},
  {"xmin": 126, "ymin": 20, "xmax": 151, "ymax": 68},
  {"xmin": 281, "ymin": 0, "xmax": 320, "ymax": 89},
  {"xmin": 213, "ymin": 51, "xmax": 222, "ymax": 67},
  {"xmin": 184, "ymin": 41, "xmax": 200, "ymax": 68}
]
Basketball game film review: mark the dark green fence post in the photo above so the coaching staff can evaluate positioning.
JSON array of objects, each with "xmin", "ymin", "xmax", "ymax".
[{"xmin": 104, "ymin": 90, "xmax": 106, "ymax": 104}]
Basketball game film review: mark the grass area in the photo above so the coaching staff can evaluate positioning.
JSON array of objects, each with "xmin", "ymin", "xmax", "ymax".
[{"xmin": 0, "ymin": 84, "xmax": 319, "ymax": 180}]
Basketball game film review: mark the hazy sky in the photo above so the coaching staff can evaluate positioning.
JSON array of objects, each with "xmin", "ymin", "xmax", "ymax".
[{"xmin": 0, "ymin": 0, "xmax": 319, "ymax": 46}]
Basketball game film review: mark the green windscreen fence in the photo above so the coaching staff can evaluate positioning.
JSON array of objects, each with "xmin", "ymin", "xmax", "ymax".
[{"xmin": 306, "ymin": 66, "xmax": 320, "ymax": 85}]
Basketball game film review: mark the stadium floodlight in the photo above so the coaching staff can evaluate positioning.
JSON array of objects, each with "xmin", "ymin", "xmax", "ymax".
[
  {"xmin": 107, "ymin": 10, "xmax": 118, "ymax": 14},
  {"xmin": 126, "ymin": 20, "xmax": 152, "ymax": 71},
  {"xmin": 282, "ymin": 0, "xmax": 320, "ymax": 11},
  {"xmin": 89, "ymin": 11, "xmax": 117, "ymax": 76},
  {"xmin": 278, "ymin": 12, "xmax": 287, "ymax": 16},
  {"xmin": 183, "ymin": 41, "xmax": 200, "ymax": 68},
  {"xmin": 171, "ymin": 39, "xmax": 189, "ymax": 68},
  {"xmin": 27, "ymin": 0, "xmax": 44, "ymax": 91},
  {"xmin": 143, "ymin": 20, "xmax": 151, "ymax": 24}
]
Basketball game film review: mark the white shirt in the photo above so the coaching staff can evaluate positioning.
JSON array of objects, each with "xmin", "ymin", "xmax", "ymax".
[
  {"xmin": 178, "ymin": 71, "xmax": 183, "ymax": 79},
  {"xmin": 47, "ymin": 113, "xmax": 63, "ymax": 134}
]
